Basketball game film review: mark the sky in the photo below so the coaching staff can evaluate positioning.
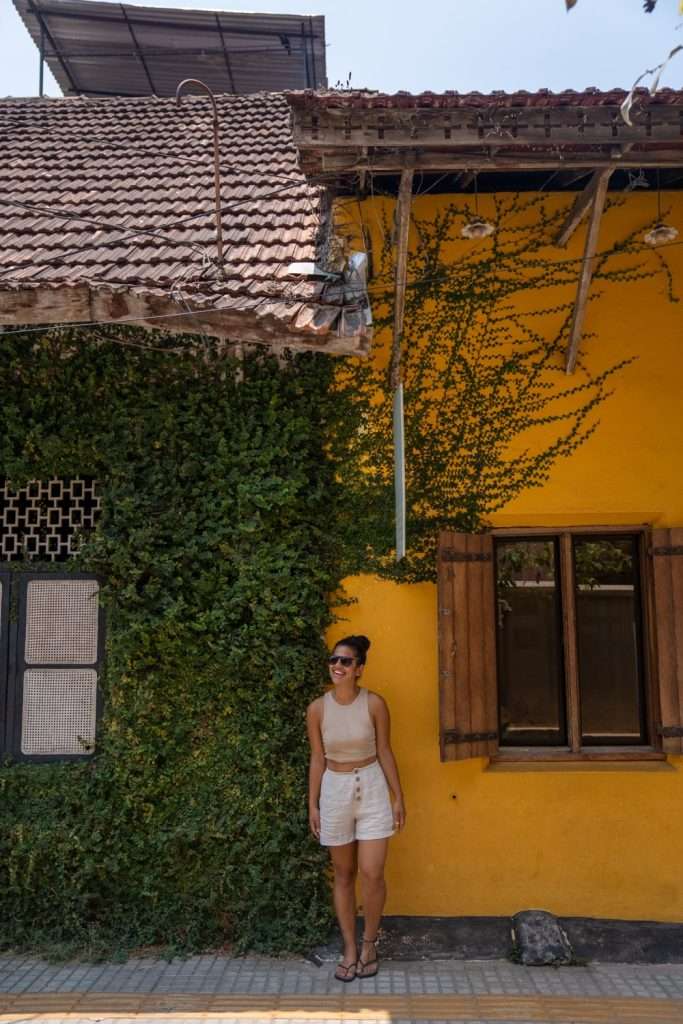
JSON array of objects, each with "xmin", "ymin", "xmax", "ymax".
[{"xmin": 1, "ymin": 0, "xmax": 683, "ymax": 98}]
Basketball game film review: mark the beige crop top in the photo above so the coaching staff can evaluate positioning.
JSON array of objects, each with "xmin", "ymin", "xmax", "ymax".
[{"xmin": 321, "ymin": 688, "xmax": 376, "ymax": 763}]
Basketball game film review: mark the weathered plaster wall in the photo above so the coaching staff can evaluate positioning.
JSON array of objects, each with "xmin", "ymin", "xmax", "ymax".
[{"xmin": 330, "ymin": 191, "xmax": 683, "ymax": 922}]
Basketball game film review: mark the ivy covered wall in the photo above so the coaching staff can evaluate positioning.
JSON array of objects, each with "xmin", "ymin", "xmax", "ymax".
[
  {"xmin": 0, "ymin": 331, "xmax": 343, "ymax": 957},
  {"xmin": 2, "ymin": 191, "xmax": 680, "ymax": 955}
]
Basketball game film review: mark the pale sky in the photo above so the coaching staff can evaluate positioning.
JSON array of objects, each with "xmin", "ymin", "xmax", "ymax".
[{"xmin": 1, "ymin": 0, "xmax": 682, "ymax": 98}]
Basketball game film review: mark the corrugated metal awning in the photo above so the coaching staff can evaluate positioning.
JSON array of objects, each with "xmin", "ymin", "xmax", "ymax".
[{"xmin": 13, "ymin": 0, "xmax": 327, "ymax": 97}]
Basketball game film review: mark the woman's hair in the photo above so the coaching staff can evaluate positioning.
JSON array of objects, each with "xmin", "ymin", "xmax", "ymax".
[{"xmin": 334, "ymin": 634, "xmax": 371, "ymax": 665}]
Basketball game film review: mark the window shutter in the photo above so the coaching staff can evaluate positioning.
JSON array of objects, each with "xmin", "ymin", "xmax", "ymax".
[
  {"xmin": 0, "ymin": 570, "xmax": 9, "ymax": 754},
  {"xmin": 437, "ymin": 530, "xmax": 498, "ymax": 762},
  {"xmin": 8, "ymin": 574, "xmax": 103, "ymax": 760},
  {"xmin": 651, "ymin": 528, "xmax": 683, "ymax": 754}
]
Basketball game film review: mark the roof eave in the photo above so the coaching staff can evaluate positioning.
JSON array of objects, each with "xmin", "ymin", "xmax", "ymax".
[
  {"xmin": 0, "ymin": 283, "xmax": 371, "ymax": 358},
  {"xmin": 286, "ymin": 89, "xmax": 683, "ymax": 177}
]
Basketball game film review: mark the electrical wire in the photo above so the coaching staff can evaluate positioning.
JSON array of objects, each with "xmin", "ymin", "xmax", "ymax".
[
  {"xmin": 0, "ymin": 225, "xmax": 678, "ymax": 343},
  {"xmin": 0, "ymin": 305, "xmax": 281, "ymax": 338},
  {"xmin": 0, "ymin": 178, "xmax": 324, "ymax": 274},
  {"xmin": 0, "ymin": 163, "xmax": 358, "ymax": 277},
  {"xmin": 4, "ymin": 162, "xmax": 673, "ymax": 279},
  {"xmin": 1, "ymin": 154, "xmax": 679, "ymax": 341},
  {"xmin": 0, "ymin": 226, "xmax": 677, "ymax": 310}
]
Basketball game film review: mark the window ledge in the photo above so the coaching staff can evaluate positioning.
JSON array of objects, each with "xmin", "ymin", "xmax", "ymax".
[{"xmin": 487, "ymin": 751, "xmax": 675, "ymax": 772}]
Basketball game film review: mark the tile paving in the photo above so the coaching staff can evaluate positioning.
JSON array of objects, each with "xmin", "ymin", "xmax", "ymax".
[{"xmin": 1, "ymin": 953, "xmax": 683, "ymax": 1023}]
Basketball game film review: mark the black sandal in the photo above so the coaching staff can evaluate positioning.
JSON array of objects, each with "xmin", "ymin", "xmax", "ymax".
[
  {"xmin": 357, "ymin": 936, "xmax": 379, "ymax": 978},
  {"xmin": 334, "ymin": 959, "xmax": 357, "ymax": 983}
]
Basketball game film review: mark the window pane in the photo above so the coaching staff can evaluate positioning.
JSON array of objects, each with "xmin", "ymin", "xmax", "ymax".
[
  {"xmin": 495, "ymin": 539, "xmax": 566, "ymax": 746},
  {"xmin": 574, "ymin": 536, "xmax": 647, "ymax": 744}
]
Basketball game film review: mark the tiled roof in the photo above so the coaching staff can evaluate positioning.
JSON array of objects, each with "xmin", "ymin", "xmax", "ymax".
[
  {"xmin": 287, "ymin": 86, "xmax": 683, "ymax": 110},
  {"xmin": 0, "ymin": 92, "xmax": 370, "ymax": 353}
]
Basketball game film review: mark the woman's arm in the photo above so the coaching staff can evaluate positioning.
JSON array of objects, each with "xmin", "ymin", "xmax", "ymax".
[
  {"xmin": 370, "ymin": 693, "xmax": 406, "ymax": 831},
  {"xmin": 306, "ymin": 699, "xmax": 325, "ymax": 840}
]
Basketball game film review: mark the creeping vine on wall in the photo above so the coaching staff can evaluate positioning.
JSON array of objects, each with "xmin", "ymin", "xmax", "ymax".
[
  {"xmin": 0, "ymin": 192, "xmax": 677, "ymax": 959},
  {"xmin": 333, "ymin": 191, "xmax": 676, "ymax": 581},
  {"xmin": 0, "ymin": 331, "xmax": 344, "ymax": 958}
]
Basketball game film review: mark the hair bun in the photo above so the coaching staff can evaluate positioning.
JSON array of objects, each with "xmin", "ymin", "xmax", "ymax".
[
  {"xmin": 334, "ymin": 633, "xmax": 371, "ymax": 665},
  {"xmin": 352, "ymin": 635, "xmax": 371, "ymax": 655}
]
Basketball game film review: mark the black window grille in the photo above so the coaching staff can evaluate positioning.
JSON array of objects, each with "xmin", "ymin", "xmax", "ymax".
[{"xmin": 0, "ymin": 478, "xmax": 101, "ymax": 563}]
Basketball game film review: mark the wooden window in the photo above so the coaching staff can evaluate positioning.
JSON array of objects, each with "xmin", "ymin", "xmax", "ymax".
[
  {"xmin": 0, "ymin": 571, "xmax": 104, "ymax": 762},
  {"xmin": 438, "ymin": 527, "xmax": 683, "ymax": 763}
]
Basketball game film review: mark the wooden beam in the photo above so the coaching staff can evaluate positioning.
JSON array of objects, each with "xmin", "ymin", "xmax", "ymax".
[
  {"xmin": 565, "ymin": 170, "xmax": 610, "ymax": 374},
  {"xmin": 0, "ymin": 286, "xmax": 371, "ymax": 358},
  {"xmin": 292, "ymin": 106, "xmax": 683, "ymax": 150},
  {"xmin": 555, "ymin": 169, "xmax": 612, "ymax": 246},
  {"xmin": 389, "ymin": 166, "xmax": 414, "ymax": 390},
  {"xmin": 317, "ymin": 149, "xmax": 683, "ymax": 175}
]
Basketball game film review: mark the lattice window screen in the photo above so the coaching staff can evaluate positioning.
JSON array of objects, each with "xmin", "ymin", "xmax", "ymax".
[
  {"xmin": 0, "ymin": 478, "xmax": 101, "ymax": 562},
  {"xmin": 21, "ymin": 669, "xmax": 97, "ymax": 755},
  {"xmin": 25, "ymin": 580, "xmax": 99, "ymax": 665}
]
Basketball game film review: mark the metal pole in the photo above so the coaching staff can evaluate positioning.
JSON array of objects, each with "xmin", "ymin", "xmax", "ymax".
[
  {"xmin": 39, "ymin": 23, "xmax": 45, "ymax": 97},
  {"xmin": 175, "ymin": 78, "xmax": 224, "ymax": 273},
  {"xmin": 393, "ymin": 383, "xmax": 406, "ymax": 561},
  {"xmin": 390, "ymin": 166, "xmax": 414, "ymax": 561}
]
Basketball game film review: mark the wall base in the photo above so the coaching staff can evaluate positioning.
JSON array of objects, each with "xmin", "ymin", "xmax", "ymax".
[{"xmin": 311, "ymin": 915, "xmax": 683, "ymax": 964}]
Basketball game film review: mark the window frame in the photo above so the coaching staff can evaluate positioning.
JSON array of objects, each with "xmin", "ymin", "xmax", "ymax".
[
  {"xmin": 488, "ymin": 525, "xmax": 664, "ymax": 764},
  {"xmin": 0, "ymin": 569, "xmax": 10, "ymax": 755},
  {"xmin": 0, "ymin": 567, "xmax": 104, "ymax": 764}
]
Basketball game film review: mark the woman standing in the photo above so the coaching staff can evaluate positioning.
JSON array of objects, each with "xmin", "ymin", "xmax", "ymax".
[{"xmin": 307, "ymin": 634, "xmax": 405, "ymax": 982}]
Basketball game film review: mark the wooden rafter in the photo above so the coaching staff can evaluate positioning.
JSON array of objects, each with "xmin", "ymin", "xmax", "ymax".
[
  {"xmin": 565, "ymin": 171, "xmax": 610, "ymax": 374},
  {"xmin": 555, "ymin": 169, "xmax": 612, "ymax": 247},
  {"xmin": 315, "ymin": 149, "xmax": 683, "ymax": 175}
]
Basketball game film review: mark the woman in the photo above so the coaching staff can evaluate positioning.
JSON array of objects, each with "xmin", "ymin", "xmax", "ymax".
[{"xmin": 306, "ymin": 634, "xmax": 405, "ymax": 982}]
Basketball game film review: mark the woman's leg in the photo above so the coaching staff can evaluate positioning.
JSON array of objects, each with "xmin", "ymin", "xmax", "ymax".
[
  {"xmin": 329, "ymin": 841, "xmax": 359, "ymax": 970},
  {"xmin": 357, "ymin": 837, "xmax": 389, "ymax": 972}
]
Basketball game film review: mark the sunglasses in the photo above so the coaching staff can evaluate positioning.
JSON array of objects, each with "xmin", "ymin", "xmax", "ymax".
[{"xmin": 328, "ymin": 655, "xmax": 357, "ymax": 667}]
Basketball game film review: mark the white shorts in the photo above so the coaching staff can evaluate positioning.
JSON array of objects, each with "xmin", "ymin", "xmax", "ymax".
[{"xmin": 319, "ymin": 760, "xmax": 395, "ymax": 847}]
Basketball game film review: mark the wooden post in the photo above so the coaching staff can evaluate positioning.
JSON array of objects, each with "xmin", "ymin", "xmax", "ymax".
[
  {"xmin": 565, "ymin": 170, "xmax": 610, "ymax": 374},
  {"xmin": 389, "ymin": 166, "xmax": 414, "ymax": 390},
  {"xmin": 555, "ymin": 169, "xmax": 612, "ymax": 247}
]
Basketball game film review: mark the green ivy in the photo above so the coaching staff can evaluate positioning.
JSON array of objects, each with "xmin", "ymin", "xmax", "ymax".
[
  {"xmin": 0, "ymin": 330, "xmax": 342, "ymax": 958},
  {"xmin": 333, "ymin": 192, "xmax": 676, "ymax": 581},
  {"xmin": 0, "ymin": 194, "xmax": 676, "ymax": 959}
]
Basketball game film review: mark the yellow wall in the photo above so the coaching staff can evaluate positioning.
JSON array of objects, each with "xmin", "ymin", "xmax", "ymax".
[{"xmin": 330, "ymin": 191, "xmax": 683, "ymax": 922}]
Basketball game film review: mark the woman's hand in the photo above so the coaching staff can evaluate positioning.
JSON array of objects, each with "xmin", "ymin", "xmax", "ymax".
[
  {"xmin": 392, "ymin": 796, "xmax": 406, "ymax": 832},
  {"xmin": 309, "ymin": 806, "xmax": 321, "ymax": 840}
]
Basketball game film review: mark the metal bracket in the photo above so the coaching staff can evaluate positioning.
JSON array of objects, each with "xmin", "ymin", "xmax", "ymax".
[
  {"xmin": 440, "ymin": 550, "xmax": 492, "ymax": 563},
  {"xmin": 443, "ymin": 729, "xmax": 498, "ymax": 744},
  {"xmin": 657, "ymin": 725, "xmax": 683, "ymax": 737},
  {"xmin": 651, "ymin": 546, "xmax": 683, "ymax": 557}
]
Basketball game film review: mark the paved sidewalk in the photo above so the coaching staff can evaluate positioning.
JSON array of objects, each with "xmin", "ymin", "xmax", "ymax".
[{"xmin": 2, "ymin": 952, "xmax": 683, "ymax": 1023}]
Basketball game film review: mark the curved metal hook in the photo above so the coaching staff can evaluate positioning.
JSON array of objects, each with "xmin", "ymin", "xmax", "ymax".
[
  {"xmin": 175, "ymin": 78, "xmax": 218, "ymax": 121},
  {"xmin": 175, "ymin": 78, "xmax": 224, "ymax": 271}
]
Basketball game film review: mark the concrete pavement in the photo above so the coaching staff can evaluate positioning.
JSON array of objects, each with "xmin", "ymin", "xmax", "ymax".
[{"xmin": 2, "ymin": 951, "xmax": 683, "ymax": 1023}]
